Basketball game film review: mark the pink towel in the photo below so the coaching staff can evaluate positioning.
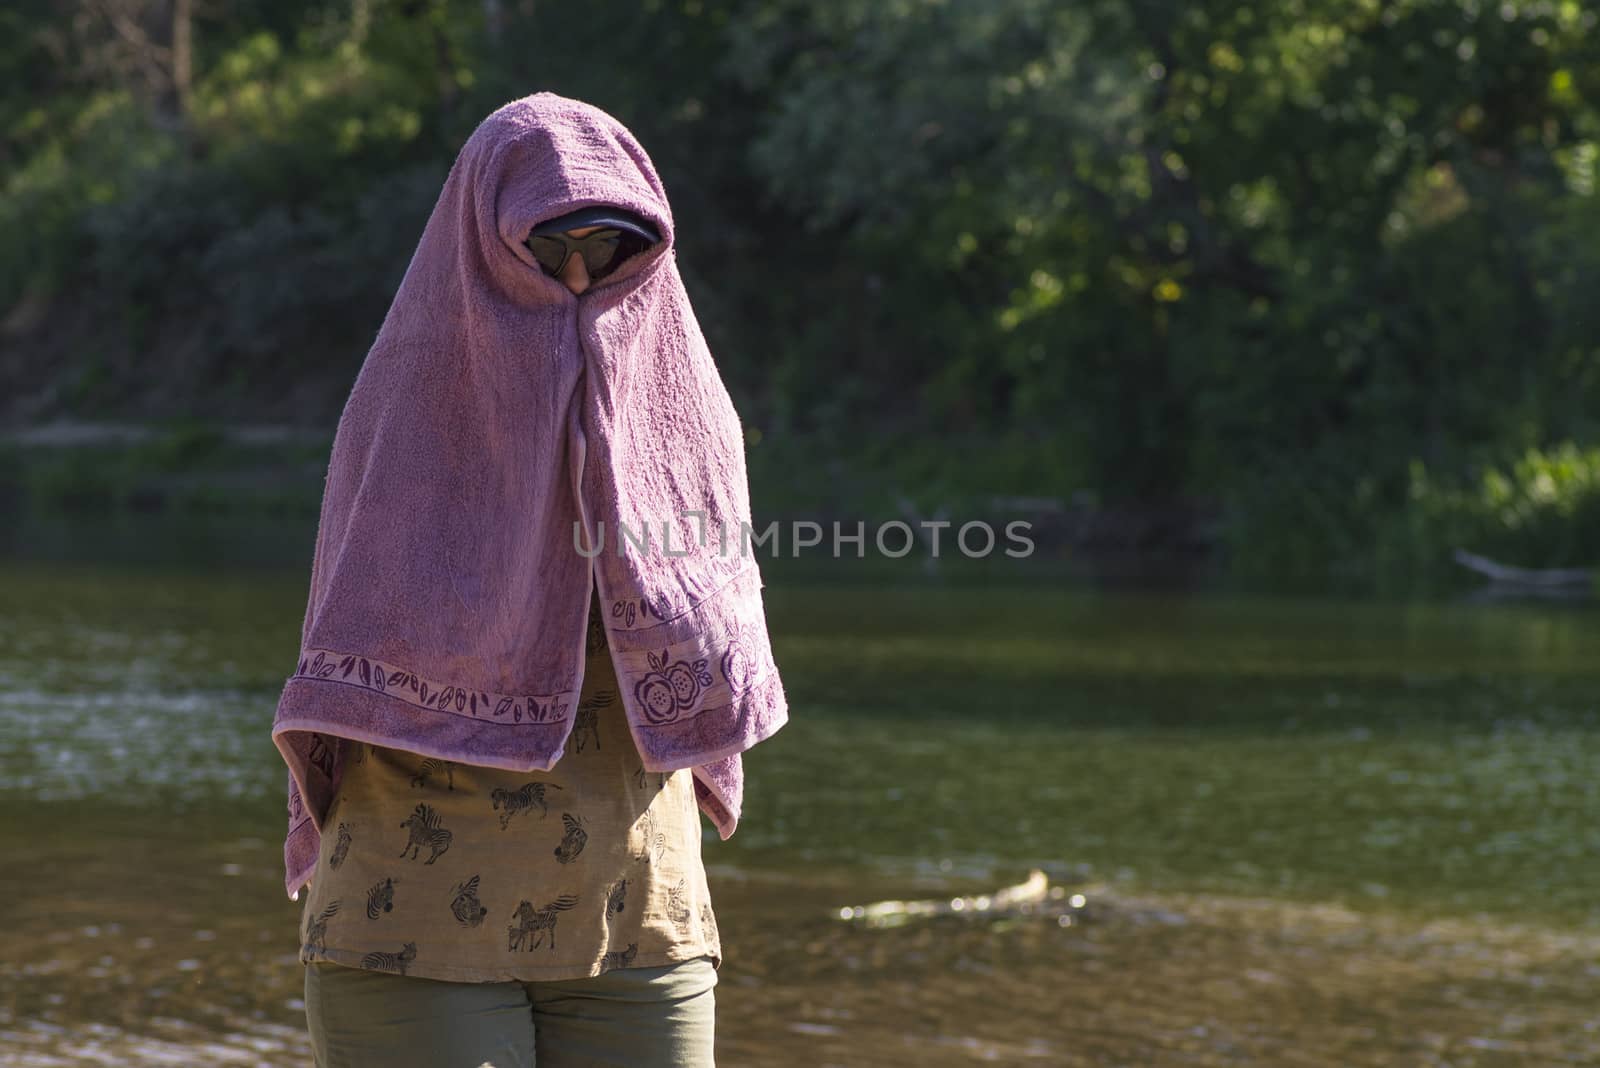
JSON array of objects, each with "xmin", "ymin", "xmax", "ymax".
[{"xmin": 270, "ymin": 92, "xmax": 789, "ymax": 900}]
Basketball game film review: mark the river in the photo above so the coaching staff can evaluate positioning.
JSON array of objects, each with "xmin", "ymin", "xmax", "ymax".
[{"xmin": 1, "ymin": 511, "xmax": 1595, "ymax": 1065}]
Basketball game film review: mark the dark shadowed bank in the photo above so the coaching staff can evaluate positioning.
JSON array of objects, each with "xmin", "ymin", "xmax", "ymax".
[{"xmin": 0, "ymin": 419, "xmax": 1230, "ymax": 587}]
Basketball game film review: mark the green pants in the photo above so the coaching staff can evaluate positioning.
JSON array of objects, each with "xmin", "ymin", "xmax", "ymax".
[{"xmin": 303, "ymin": 956, "xmax": 717, "ymax": 1067}]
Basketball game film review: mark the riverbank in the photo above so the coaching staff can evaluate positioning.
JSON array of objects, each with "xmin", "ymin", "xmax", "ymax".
[{"xmin": 0, "ymin": 419, "xmax": 1225, "ymax": 581}]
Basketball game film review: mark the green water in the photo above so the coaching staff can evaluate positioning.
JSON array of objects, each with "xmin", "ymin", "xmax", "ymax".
[
  {"xmin": 1, "ymin": 513, "xmax": 1596, "ymax": 1065},
  {"xmin": 756, "ymin": 585, "xmax": 1600, "ymax": 924}
]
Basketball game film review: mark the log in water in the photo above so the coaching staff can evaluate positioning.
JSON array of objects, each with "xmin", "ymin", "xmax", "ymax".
[{"xmin": 836, "ymin": 868, "xmax": 1089, "ymax": 928}]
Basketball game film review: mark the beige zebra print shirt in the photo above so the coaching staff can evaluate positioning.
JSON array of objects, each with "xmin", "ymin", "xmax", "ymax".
[{"xmin": 297, "ymin": 582, "xmax": 722, "ymax": 982}]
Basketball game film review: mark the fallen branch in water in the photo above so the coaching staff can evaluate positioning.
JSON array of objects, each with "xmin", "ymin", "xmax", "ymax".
[
  {"xmin": 892, "ymin": 491, "xmax": 950, "ymax": 575},
  {"xmin": 1452, "ymin": 548, "xmax": 1596, "ymax": 590},
  {"xmin": 836, "ymin": 868, "xmax": 1085, "ymax": 928}
]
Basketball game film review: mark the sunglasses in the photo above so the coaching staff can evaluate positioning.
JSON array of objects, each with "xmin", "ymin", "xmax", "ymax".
[{"xmin": 527, "ymin": 228, "xmax": 649, "ymax": 281}]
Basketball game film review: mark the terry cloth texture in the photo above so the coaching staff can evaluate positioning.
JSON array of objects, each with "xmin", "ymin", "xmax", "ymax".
[
  {"xmin": 270, "ymin": 91, "xmax": 789, "ymax": 899},
  {"xmin": 298, "ymin": 590, "xmax": 722, "ymax": 982}
]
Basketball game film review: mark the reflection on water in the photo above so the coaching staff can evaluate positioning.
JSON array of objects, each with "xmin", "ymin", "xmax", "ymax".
[
  {"xmin": 2, "ymin": 687, "xmax": 275, "ymax": 800},
  {"xmin": 2, "ymin": 518, "xmax": 1599, "ymax": 1065}
]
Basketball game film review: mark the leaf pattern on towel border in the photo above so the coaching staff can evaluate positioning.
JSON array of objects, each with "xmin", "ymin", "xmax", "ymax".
[{"xmin": 290, "ymin": 649, "xmax": 576, "ymax": 725}]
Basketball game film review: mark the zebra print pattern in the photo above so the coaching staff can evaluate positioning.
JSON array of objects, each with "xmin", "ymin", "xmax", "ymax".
[
  {"xmin": 507, "ymin": 895, "xmax": 578, "ymax": 951},
  {"xmin": 666, "ymin": 878, "xmax": 692, "ymax": 932},
  {"xmin": 365, "ymin": 876, "xmax": 395, "ymax": 919},
  {"xmin": 450, "ymin": 874, "xmax": 490, "ymax": 927},
  {"xmin": 304, "ymin": 900, "xmax": 340, "ymax": 959},
  {"xmin": 398, "ymin": 803, "xmax": 452, "ymax": 864},
  {"xmin": 360, "ymin": 942, "xmax": 417, "ymax": 975},
  {"xmin": 410, "ymin": 758, "xmax": 456, "ymax": 790},
  {"xmin": 599, "ymin": 942, "xmax": 638, "ymax": 971},
  {"xmin": 328, "ymin": 822, "xmax": 353, "ymax": 869},
  {"xmin": 572, "ymin": 690, "xmax": 614, "ymax": 753},
  {"xmin": 553, "ymin": 813, "xmax": 588, "ymax": 864},
  {"xmin": 631, "ymin": 762, "xmax": 667, "ymax": 792},
  {"xmin": 604, "ymin": 876, "xmax": 627, "ymax": 917},
  {"xmin": 491, "ymin": 782, "xmax": 562, "ymax": 829},
  {"xmin": 634, "ymin": 811, "xmax": 667, "ymax": 864}
]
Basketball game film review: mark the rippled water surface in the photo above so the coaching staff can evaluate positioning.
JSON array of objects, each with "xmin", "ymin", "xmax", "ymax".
[{"xmin": 2, "ymin": 515, "xmax": 1598, "ymax": 1065}]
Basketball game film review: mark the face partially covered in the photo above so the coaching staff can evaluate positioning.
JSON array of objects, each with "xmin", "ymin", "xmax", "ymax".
[{"xmin": 526, "ymin": 213, "xmax": 660, "ymax": 295}]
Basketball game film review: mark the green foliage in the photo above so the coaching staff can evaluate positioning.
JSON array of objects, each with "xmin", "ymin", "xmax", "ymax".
[
  {"xmin": 136, "ymin": 421, "xmax": 228, "ymax": 471},
  {"xmin": 190, "ymin": 31, "xmax": 433, "ymax": 198},
  {"xmin": 5, "ymin": 0, "xmax": 1600, "ymax": 584},
  {"xmin": 0, "ymin": 90, "xmax": 176, "ymax": 309},
  {"xmin": 1380, "ymin": 444, "xmax": 1600, "ymax": 585}
]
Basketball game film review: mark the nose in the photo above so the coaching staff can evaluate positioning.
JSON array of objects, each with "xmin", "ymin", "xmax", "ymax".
[{"xmin": 560, "ymin": 254, "xmax": 591, "ymax": 295}]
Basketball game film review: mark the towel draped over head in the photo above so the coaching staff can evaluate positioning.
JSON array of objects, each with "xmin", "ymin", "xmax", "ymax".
[{"xmin": 269, "ymin": 92, "xmax": 789, "ymax": 899}]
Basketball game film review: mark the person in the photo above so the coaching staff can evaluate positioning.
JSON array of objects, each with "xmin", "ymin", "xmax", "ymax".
[{"xmin": 271, "ymin": 92, "xmax": 789, "ymax": 1068}]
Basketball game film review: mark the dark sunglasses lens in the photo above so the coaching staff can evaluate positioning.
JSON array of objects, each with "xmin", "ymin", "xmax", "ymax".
[
  {"xmin": 598, "ymin": 235, "xmax": 656, "ymax": 280},
  {"xmin": 528, "ymin": 235, "xmax": 567, "ymax": 275},
  {"xmin": 582, "ymin": 232, "xmax": 623, "ymax": 276}
]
